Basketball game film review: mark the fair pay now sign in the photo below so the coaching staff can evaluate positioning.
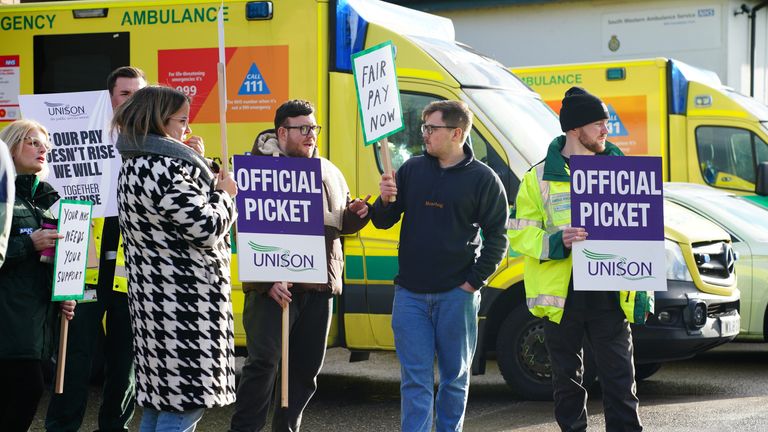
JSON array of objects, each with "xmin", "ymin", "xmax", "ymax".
[
  {"xmin": 233, "ymin": 155, "xmax": 327, "ymax": 284},
  {"xmin": 352, "ymin": 41, "xmax": 404, "ymax": 145},
  {"xmin": 570, "ymin": 155, "xmax": 667, "ymax": 292}
]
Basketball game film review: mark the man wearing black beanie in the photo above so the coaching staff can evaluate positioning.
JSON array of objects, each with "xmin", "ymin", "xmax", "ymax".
[{"xmin": 508, "ymin": 86, "xmax": 647, "ymax": 431}]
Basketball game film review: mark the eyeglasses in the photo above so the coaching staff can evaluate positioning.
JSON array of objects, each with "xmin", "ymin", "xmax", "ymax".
[
  {"xmin": 169, "ymin": 117, "xmax": 190, "ymax": 128},
  {"xmin": 23, "ymin": 136, "xmax": 51, "ymax": 151},
  {"xmin": 420, "ymin": 124, "xmax": 457, "ymax": 135},
  {"xmin": 283, "ymin": 125, "xmax": 322, "ymax": 136}
]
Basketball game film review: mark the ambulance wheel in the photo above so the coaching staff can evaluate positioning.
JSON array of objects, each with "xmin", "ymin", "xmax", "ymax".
[
  {"xmin": 496, "ymin": 306, "xmax": 553, "ymax": 400},
  {"xmin": 496, "ymin": 305, "xmax": 598, "ymax": 400}
]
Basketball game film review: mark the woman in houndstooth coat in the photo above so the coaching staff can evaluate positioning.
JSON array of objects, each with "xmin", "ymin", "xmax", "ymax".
[{"xmin": 112, "ymin": 85, "xmax": 238, "ymax": 431}]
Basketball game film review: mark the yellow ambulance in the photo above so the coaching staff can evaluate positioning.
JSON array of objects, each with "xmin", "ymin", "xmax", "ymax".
[
  {"xmin": 512, "ymin": 58, "xmax": 768, "ymax": 193},
  {"xmin": 0, "ymin": 1, "xmax": 740, "ymax": 399}
]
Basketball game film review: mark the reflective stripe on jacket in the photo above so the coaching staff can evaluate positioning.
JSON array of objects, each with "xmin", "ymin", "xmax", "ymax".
[
  {"xmin": 85, "ymin": 218, "xmax": 128, "ymax": 293},
  {"xmin": 508, "ymin": 135, "xmax": 653, "ymax": 324}
]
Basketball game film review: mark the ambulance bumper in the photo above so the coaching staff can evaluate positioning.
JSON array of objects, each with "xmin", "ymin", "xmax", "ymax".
[{"xmin": 631, "ymin": 280, "xmax": 740, "ymax": 363}]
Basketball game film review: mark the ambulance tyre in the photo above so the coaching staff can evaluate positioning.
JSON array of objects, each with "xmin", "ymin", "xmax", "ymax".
[
  {"xmin": 496, "ymin": 305, "xmax": 554, "ymax": 400},
  {"xmin": 496, "ymin": 305, "xmax": 598, "ymax": 400}
]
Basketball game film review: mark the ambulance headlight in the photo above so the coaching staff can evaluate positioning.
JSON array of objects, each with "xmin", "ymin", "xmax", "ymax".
[{"xmin": 665, "ymin": 239, "xmax": 693, "ymax": 282}]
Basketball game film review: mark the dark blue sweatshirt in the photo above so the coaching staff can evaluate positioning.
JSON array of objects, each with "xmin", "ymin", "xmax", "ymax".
[{"xmin": 371, "ymin": 144, "xmax": 509, "ymax": 293}]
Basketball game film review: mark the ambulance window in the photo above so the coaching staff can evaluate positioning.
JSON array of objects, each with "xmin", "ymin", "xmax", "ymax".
[
  {"xmin": 757, "ymin": 136, "xmax": 768, "ymax": 167},
  {"xmin": 34, "ymin": 33, "xmax": 130, "ymax": 93},
  {"xmin": 695, "ymin": 126, "xmax": 766, "ymax": 188},
  {"xmin": 381, "ymin": 93, "xmax": 436, "ymax": 170},
  {"xmin": 377, "ymin": 92, "xmax": 518, "ymax": 202},
  {"xmin": 468, "ymin": 129, "xmax": 519, "ymax": 203}
]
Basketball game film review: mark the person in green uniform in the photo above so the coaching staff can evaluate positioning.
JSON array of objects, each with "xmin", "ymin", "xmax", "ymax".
[
  {"xmin": 508, "ymin": 87, "xmax": 652, "ymax": 432},
  {"xmin": 0, "ymin": 119, "xmax": 76, "ymax": 432},
  {"xmin": 45, "ymin": 66, "xmax": 146, "ymax": 432}
]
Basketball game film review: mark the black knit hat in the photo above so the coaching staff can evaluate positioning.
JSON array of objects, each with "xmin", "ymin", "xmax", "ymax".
[{"xmin": 559, "ymin": 86, "xmax": 609, "ymax": 132}]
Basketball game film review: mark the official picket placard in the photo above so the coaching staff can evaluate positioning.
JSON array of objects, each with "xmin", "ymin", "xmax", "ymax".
[
  {"xmin": 19, "ymin": 91, "xmax": 117, "ymax": 217},
  {"xmin": 352, "ymin": 41, "xmax": 404, "ymax": 145},
  {"xmin": 233, "ymin": 155, "xmax": 328, "ymax": 284},
  {"xmin": 570, "ymin": 155, "xmax": 666, "ymax": 291},
  {"xmin": 51, "ymin": 200, "xmax": 92, "ymax": 301}
]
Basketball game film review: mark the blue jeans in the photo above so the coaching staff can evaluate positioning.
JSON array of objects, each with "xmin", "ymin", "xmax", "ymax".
[
  {"xmin": 392, "ymin": 285, "xmax": 481, "ymax": 432},
  {"xmin": 139, "ymin": 407, "xmax": 205, "ymax": 432}
]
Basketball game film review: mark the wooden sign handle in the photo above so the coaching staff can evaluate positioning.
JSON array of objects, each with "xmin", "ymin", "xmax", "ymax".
[
  {"xmin": 217, "ymin": 62, "xmax": 229, "ymax": 174},
  {"xmin": 54, "ymin": 314, "xmax": 69, "ymax": 394},
  {"xmin": 379, "ymin": 138, "xmax": 396, "ymax": 203},
  {"xmin": 271, "ymin": 151, "xmax": 289, "ymax": 408},
  {"xmin": 281, "ymin": 281, "xmax": 289, "ymax": 408}
]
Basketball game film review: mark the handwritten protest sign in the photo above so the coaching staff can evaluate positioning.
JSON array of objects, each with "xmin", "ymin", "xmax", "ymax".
[
  {"xmin": 19, "ymin": 91, "xmax": 117, "ymax": 217},
  {"xmin": 352, "ymin": 41, "xmax": 404, "ymax": 145},
  {"xmin": 233, "ymin": 155, "xmax": 327, "ymax": 284},
  {"xmin": 570, "ymin": 155, "xmax": 667, "ymax": 292},
  {"xmin": 51, "ymin": 200, "xmax": 92, "ymax": 301}
]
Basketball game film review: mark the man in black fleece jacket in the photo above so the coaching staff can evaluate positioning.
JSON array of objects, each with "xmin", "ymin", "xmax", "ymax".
[{"xmin": 371, "ymin": 100, "xmax": 508, "ymax": 432}]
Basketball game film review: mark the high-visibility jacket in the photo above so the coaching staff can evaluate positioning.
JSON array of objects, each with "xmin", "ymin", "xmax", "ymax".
[
  {"xmin": 508, "ymin": 136, "xmax": 653, "ymax": 324},
  {"xmin": 85, "ymin": 217, "xmax": 127, "ymax": 293}
]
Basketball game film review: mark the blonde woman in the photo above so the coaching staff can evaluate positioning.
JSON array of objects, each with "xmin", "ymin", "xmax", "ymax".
[{"xmin": 0, "ymin": 119, "xmax": 75, "ymax": 432}]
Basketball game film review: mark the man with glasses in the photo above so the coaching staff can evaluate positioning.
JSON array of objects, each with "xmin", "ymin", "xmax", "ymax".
[
  {"xmin": 372, "ymin": 100, "xmax": 508, "ymax": 431},
  {"xmin": 46, "ymin": 66, "xmax": 146, "ymax": 432},
  {"xmin": 230, "ymin": 99, "xmax": 370, "ymax": 432}
]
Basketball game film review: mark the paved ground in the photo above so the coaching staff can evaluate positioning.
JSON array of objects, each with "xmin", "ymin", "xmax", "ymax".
[{"xmin": 29, "ymin": 342, "xmax": 768, "ymax": 431}]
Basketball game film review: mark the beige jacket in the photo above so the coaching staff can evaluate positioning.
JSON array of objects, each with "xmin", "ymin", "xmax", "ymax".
[{"xmin": 242, "ymin": 130, "xmax": 369, "ymax": 295}]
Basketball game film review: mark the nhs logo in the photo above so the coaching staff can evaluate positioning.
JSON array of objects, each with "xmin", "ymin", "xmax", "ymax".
[{"xmin": 698, "ymin": 8, "xmax": 715, "ymax": 17}]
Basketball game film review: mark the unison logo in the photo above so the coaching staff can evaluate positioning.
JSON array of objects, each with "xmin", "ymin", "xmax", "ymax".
[
  {"xmin": 44, "ymin": 101, "xmax": 87, "ymax": 117},
  {"xmin": 583, "ymin": 249, "xmax": 654, "ymax": 280},
  {"xmin": 249, "ymin": 241, "xmax": 315, "ymax": 272}
]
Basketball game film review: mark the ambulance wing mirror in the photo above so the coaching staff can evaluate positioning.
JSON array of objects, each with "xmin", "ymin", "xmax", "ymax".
[{"xmin": 756, "ymin": 162, "xmax": 768, "ymax": 196}]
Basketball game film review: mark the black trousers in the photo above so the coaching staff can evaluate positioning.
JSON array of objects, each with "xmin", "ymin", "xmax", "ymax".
[
  {"xmin": 229, "ymin": 290, "xmax": 333, "ymax": 432},
  {"xmin": 45, "ymin": 292, "xmax": 135, "ymax": 432},
  {"xmin": 46, "ymin": 216, "xmax": 135, "ymax": 432},
  {"xmin": 0, "ymin": 359, "xmax": 44, "ymax": 432},
  {"xmin": 543, "ymin": 308, "xmax": 642, "ymax": 432}
]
